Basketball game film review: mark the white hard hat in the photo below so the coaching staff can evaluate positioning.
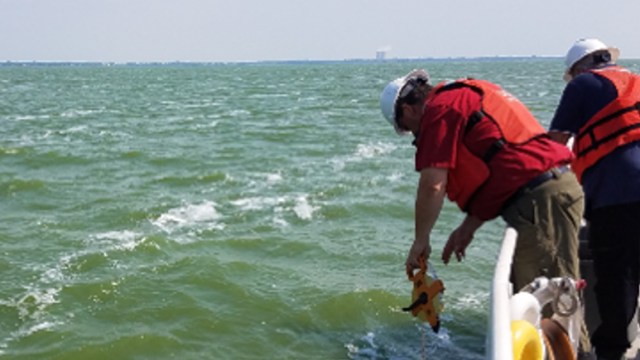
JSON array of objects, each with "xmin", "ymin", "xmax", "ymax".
[
  {"xmin": 379, "ymin": 69, "xmax": 429, "ymax": 136},
  {"xmin": 563, "ymin": 38, "xmax": 620, "ymax": 82}
]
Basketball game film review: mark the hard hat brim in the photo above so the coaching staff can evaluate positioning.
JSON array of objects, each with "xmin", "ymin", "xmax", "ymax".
[{"xmin": 563, "ymin": 46, "xmax": 620, "ymax": 82}]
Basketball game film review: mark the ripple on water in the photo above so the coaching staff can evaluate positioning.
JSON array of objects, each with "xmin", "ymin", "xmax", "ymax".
[{"xmin": 0, "ymin": 178, "xmax": 46, "ymax": 196}]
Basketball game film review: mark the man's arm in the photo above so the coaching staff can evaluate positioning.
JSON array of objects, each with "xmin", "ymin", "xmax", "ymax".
[{"xmin": 406, "ymin": 167, "xmax": 448, "ymax": 270}]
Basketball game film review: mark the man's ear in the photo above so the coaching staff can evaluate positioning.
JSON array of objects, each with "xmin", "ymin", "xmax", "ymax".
[{"xmin": 402, "ymin": 102, "xmax": 416, "ymax": 118}]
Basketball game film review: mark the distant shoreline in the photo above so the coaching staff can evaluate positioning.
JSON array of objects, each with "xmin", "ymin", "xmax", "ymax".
[{"xmin": 0, "ymin": 56, "xmax": 564, "ymax": 67}]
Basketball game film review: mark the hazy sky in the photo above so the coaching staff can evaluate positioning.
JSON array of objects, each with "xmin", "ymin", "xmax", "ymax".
[{"xmin": 2, "ymin": 0, "xmax": 639, "ymax": 62}]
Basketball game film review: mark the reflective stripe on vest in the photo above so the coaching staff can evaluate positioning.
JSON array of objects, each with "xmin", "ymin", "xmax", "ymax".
[
  {"xmin": 426, "ymin": 79, "xmax": 545, "ymax": 211},
  {"xmin": 572, "ymin": 67, "xmax": 640, "ymax": 183}
]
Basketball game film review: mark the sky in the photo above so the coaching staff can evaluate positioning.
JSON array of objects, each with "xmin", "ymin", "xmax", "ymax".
[{"xmin": 1, "ymin": 0, "xmax": 639, "ymax": 63}]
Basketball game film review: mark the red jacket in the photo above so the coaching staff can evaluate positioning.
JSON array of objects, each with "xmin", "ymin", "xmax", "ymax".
[{"xmin": 424, "ymin": 79, "xmax": 546, "ymax": 211}]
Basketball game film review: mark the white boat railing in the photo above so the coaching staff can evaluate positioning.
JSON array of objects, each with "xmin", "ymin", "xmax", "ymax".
[{"xmin": 487, "ymin": 226, "xmax": 518, "ymax": 360}]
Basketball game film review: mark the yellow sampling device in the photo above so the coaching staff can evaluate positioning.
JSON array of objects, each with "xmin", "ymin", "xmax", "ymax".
[{"xmin": 402, "ymin": 257, "xmax": 445, "ymax": 333}]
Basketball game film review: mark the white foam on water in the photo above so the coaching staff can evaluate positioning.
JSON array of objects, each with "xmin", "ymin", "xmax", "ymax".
[
  {"xmin": 272, "ymin": 206, "xmax": 289, "ymax": 227},
  {"xmin": 151, "ymin": 200, "xmax": 224, "ymax": 234},
  {"xmin": 63, "ymin": 125, "xmax": 88, "ymax": 134},
  {"xmin": 345, "ymin": 343, "xmax": 359, "ymax": 355},
  {"xmin": 265, "ymin": 172, "xmax": 282, "ymax": 183},
  {"xmin": 0, "ymin": 286, "xmax": 62, "ymax": 321},
  {"xmin": 97, "ymin": 130, "xmax": 132, "ymax": 139},
  {"xmin": 42, "ymin": 125, "xmax": 90, "ymax": 139},
  {"xmin": 61, "ymin": 110, "xmax": 97, "ymax": 118},
  {"xmin": 354, "ymin": 142, "xmax": 396, "ymax": 159},
  {"xmin": 91, "ymin": 230, "xmax": 141, "ymax": 251},
  {"xmin": 20, "ymin": 320, "xmax": 62, "ymax": 337},
  {"xmin": 230, "ymin": 196, "xmax": 287, "ymax": 211},
  {"xmin": 387, "ymin": 171, "xmax": 404, "ymax": 182},
  {"xmin": 331, "ymin": 141, "xmax": 397, "ymax": 171},
  {"xmin": 449, "ymin": 291, "xmax": 489, "ymax": 311},
  {"xmin": 272, "ymin": 216, "xmax": 289, "ymax": 227},
  {"xmin": 434, "ymin": 324, "xmax": 451, "ymax": 342},
  {"xmin": 41, "ymin": 266, "xmax": 65, "ymax": 283},
  {"xmin": 0, "ymin": 147, "xmax": 20, "ymax": 155},
  {"xmin": 230, "ymin": 193, "xmax": 317, "ymax": 222},
  {"xmin": 330, "ymin": 158, "xmax": 347, "ymax": 171},
  {"xmin": 0, "ymin": 319, "xmax": 64, "ymax": 352},
  {"xmin": 0, "ymin": 229, "xmax": 137, "ymax": 349},
  {"xmin": 293, "ymin": 195, "xmax": 317, "ymax": 220},
  {"xmin": 0, "ymin": 229, "xmax": 146, "ymax": 349},
  {"xmin": 228, "ymin": 109, "xmax": 250, "ymax": 117},
  {"xmin": 244, "ymin": 172, "xmax": 284, "ymax": 189},
  {"xmin": 362, "ymin": 332, "xmax": 376, "ymax": 347},
  {"xmin": 34, "ymin": 230, "xmax": 133, "ymax": 292},
  {"xmin": 248, "ymin": 93, "xmax": 288, "ymax": 98},
  {"xmin": 345, "ymin": 332, "xmax": 378, "ymax": 359},
  {"xmin": 14, "ymin": 115, "xmax": 51, "ymax": 121},
  {"xmin": 189, "ymin": 121, "xmax": 219, "ymax": 130}
]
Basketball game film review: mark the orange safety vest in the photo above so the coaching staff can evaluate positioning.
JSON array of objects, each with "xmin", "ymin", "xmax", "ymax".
[
  {"xmin": 425, "ymin": 79, "xmax": 546, "ymax": 211},
  {"xmin": 572, "ymin": 66, "xmax": 640, "ymax": 183}
]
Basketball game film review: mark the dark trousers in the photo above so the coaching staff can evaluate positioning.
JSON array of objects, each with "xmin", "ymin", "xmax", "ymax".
[{"xmin": 588, "ymin": 200, "xmax": 640, "ymax": 359}]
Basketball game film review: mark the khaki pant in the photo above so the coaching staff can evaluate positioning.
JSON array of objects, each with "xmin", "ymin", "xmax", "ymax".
[{"xmin": 501, "ymin": 168, "xmax": 591, "ymax": 352}]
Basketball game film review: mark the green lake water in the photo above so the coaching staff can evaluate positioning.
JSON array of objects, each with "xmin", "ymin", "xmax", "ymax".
[{"xmin": 2, "ymin": 59, "xmax": 639, "ymax": 360}]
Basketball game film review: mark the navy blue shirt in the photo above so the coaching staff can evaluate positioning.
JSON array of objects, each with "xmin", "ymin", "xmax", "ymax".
[{"xmin": 550, "ymin": 66, "xmax": 640, "ymax": 212}]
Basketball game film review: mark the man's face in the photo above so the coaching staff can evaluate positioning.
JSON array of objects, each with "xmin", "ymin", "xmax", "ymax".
[{"xmin": 396, "ymin": 102, "xmax": 423, "ymax": 134}]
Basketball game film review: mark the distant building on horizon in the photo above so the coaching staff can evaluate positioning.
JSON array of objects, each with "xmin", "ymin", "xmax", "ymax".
[{"xmin": 376, "ymin": 50, "xmax": 386, "ymax": 61}]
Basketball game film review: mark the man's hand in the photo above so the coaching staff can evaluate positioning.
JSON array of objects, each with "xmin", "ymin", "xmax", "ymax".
[
  {"xmin": 442, "ymin": 215, "xmax": 484, "ymax": 264},
  {"xmin": 548, "ymin": 130, "xmax": 571, "ymax": 146},
  {"xmin": 442, "ymin": 227, "xmax": 473, "ymax": 264},
  {"xmin": 406, "ymin": 240, "xmax": 431, "ymax": 270}
]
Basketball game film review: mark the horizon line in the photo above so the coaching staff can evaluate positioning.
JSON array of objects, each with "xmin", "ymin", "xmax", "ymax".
[{"xmin": 1, "ymin": 55, "xmax": 568, "ymax": 66}]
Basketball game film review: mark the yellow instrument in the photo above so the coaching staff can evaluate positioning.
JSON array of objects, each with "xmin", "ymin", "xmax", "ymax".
[{"xmin": 402, "ymin": 257, "xmax": 445, "ymax": 333}]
